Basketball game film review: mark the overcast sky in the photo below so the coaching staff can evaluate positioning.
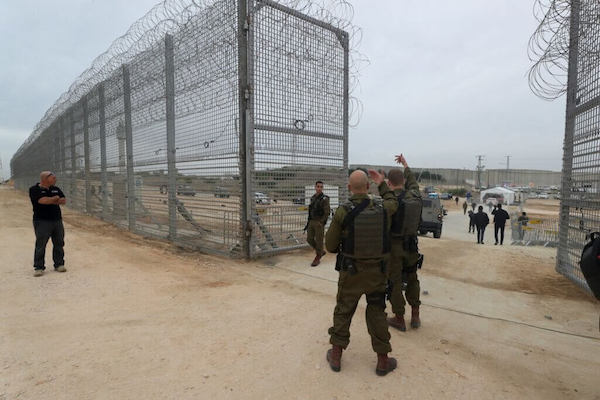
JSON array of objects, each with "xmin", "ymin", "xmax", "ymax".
[{"xmin": 0, "ymin": 0, "xmax": 566, "ymax": 180}]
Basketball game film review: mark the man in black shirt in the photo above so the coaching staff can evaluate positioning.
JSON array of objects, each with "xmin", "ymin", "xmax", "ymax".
[
  {"xmin": 29, "ymin": 171, "xmax": 67, "ymax": 277},
  {"xmin": 493, "ymin": 204, "xmax": 510, "ymax": 245},
  {"xmin": 474, "ymin": 206, "xmax": 489, "ymax": 244}
]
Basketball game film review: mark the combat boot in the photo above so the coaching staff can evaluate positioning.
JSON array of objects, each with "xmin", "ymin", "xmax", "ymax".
[
  {"xmin": 387, "ymin": 314, "xmax": 406, "ymax": 332},
  {"xmin": 375, "ymin": 353, "xmax": 397, "ymax": 376},
  {"xmin": 326, "ymin": 345, "xmax": 343, "ymax": 372},
  {"xmin": 410, "ymin": 306, "xmax": 421, "ymax": 329},
  {"xmin": 311, "ymin": 251, "xmax": 322, "ymax": 267}
]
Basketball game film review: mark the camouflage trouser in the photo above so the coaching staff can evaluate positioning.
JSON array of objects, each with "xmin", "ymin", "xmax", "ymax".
[
  {"xmin": 388, "ymin": 239, "xmax": 421, "ymax": 316},
  {"xmin": 307, "ymin": 219, "xmax": 324, "ymax": 253},
  {"xmin": 329, "ymin": 261, "xmax": 391, "ymax": 354}
]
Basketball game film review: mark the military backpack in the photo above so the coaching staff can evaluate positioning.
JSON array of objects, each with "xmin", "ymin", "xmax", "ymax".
[
  {"xmin": 391, "ymin": 190, "xmax": 423, "ymax": 237},
  {"xmin": 341, "ymin": 197, "xmax": 390, "ymax": 260},
  {"xmin": 580, "ymin": 232, "xmax": 600, "ymax": 300}
]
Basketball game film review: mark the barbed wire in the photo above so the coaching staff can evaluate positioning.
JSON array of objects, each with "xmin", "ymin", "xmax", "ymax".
[
  {"xmin": 14, "ymin": 0, "xmax": 365, "ymax": 160},
  {"xmin": 528, "ymin": 0, "xmax": 600, "ymax": 101},
  {"xmin": 527, "ymin": 0, "xmax": 572, "ymax": 100}
]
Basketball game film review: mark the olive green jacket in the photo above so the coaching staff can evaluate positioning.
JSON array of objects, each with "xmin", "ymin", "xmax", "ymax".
[
  {"xmin": 309, "ymin": 193, "xmax": 330, "ymax": 224},
  {"xmin": 325, "ymin": 182, "xmax": 397, "ymax": 253}
]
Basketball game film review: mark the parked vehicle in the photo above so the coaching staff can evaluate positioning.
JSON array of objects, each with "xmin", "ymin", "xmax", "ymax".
[
  {"xmin": 255, "ymin": 192, "xmax": 271, "ymax": 205},
  {"xmin": 292, "ymin": 196, "xmax": 305, "ymax": 205},
  {"xmin": 440, "ymin": 192, "xmax": 453, "ymax": 200},
  {"xmin": 176, "ymin": 184, "xmax": 196, "ymax": 196},
  {"xmin": 537, "ymin": 192, "xmax": 549, "ymax": 199},
  {"xmin": 427, "ymin": 192, "xmax": 440, "ymax": 199},
  {"xmin": 419, "ymin": 198, "xmax": 443, "ymax": 238},
  {"xmin": 214, "ymin": 186, "xmax": 230, "ymax": 198}
]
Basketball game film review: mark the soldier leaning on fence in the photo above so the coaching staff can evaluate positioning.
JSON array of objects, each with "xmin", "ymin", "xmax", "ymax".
[
  {"xmin": 324, "ymin": 169, "xmax": 398, "ymax": 376},
  {"xmin": 517, "ymin": 211, "xmax": 529, "ymax": 240},
  {"xmin": 305, "ymin": 181, "xmax": 330, "ymax": 267},
  {"xmin": 386, "ymin": 154, "xmax": 423, "ymax": 331}
]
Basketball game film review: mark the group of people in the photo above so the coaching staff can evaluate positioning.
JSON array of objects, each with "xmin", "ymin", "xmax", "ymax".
[
  {"xmin": 305, "ymin": 154, "xmax": 423, "ymax": 376},
  {"xmin": 465, "ymin": 201, "xmax": 524, "ymax": 245}
]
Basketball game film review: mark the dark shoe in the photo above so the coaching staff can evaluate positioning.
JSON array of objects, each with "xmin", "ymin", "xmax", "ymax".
[
  {"xmin": 494, "ymin": 242, "xmax": 498, "ymax": 245},
  {"xmin": 326, "ymin": 345, "xmax": 343, "ymax": 372},
  {"xmin": 410, "ymin": 306, "xmax": 421, "ymax": 329},
  {"xmin": 311, "ymin": 253, "xmax": 322, "ymax": 267},
  {"xmin": 55, "ymin": 266, "xmax": 67, "ymax": 272},
  {"xmin": 387, "ymin": 315, "xmax": 406, "ymax": 332},
  {"xmin": 375, "ymin": 353, "xmax": 397, "ymax": 376},
  {"xmin": 34, "ymin": 269, "xmax": 44, "ymax": 277}
]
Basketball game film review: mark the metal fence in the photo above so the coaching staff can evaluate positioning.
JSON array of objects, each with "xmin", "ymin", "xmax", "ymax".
[
  {"xmin": 11, "ymin": 0, "xmax": 352, "ymax": 258},
  {"xmin": 554, "ymin": 0, "xmax": 600, "ymax": 293},
  {"xmin": 510, "ymin": 213, "xmax": 559, "ymax": 247}
]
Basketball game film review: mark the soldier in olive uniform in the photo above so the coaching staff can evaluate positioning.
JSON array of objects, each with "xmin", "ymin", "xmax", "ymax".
[
  {"xmin": 306, "ymin": 181, "xmax": 330, "ymax": 266},
  {"xmin": 387, "ymin": 154, "xmax": 423, "ymax": 331},
  {"xmin": 325, "ymin": 169, "xmax": 398, "ymax": 376}
]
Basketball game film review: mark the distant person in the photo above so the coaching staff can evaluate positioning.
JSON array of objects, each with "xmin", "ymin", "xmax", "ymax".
[
  {"xmin": 493, "ymin": 204, "xmax": 510, "ymax": 245},
  {"xmin": 474, "ymin": 206, "xmax": 489, "ymax": 244},
  {"xmin": 471, "ymin": 202, "xmax": 476, "ymax": 212},
  {"xmin": 29, "ymin": 171, "xmax": 67, "ymax": 277},
  {"xmin": 466, "ymin": 191, "xmax": 472, "ymax": 203},
  {"xmin": 517, "ymin": 211, "xmax": 529, "ymax": 240},
  {"xmin": 455, "ymin": 196, "xmax": 459, "ymax": 206},
  {"xmin": 305, "ymin": 181, "xmax": 330, "ymax": 266},
  {"xmin": 488, "ymin": 202, "xmax": 494, "ymax": 213},
  {"xmin": 468, "ymin": 210, "xmax": 476, "ymax": 233},
  {"xmin": 462, "ymin": 200, "xmax": 468, "ymax": 215}
]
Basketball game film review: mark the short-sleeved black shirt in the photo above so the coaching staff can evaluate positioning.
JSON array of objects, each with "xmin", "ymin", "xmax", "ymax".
[{"xmin": 29, "ymin": 184, "xmax": 65, "ymax": 220}]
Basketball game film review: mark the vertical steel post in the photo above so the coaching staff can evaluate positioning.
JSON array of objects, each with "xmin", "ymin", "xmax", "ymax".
[
  {"xmin": 342, "ymin": 31, "xmax": 350, "ymax": 198},
  {"xmin": 83, "ymin": 96, "xmax": 91, "ymax": 214},
  {"xmin": 122, "ymin": 65, "xmax": 136, "ymax": 232},
  {"xmin": 557, "ymin": 0, "xmax": 581, "ymax": 274},
  {"xmin": 165, "ymin": 34, "xmax": 177, "ymax": 240},
  {"xmin": 98, "ymin": 83, "xmax": 108, "ymax": 220},
  {"xmin": 70, "ymin": 109, "xmax": 76, "ymax": 205},
  {"xmin": 237, "ymin": 0, "xmax": 251, "ymax": 258},
  {"xmin": 60, "ymin": 117, "xmax": 66, "ymax": 179}
]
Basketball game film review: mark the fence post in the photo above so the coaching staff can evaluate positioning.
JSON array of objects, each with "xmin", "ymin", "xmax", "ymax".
[
  {"xmin": 83, "ymin": 96, "xmax": 91, "ymax": 214},
  {"xmin": 342, "ymin": 31, "xmax": 349, "ymax": 197},
  {"xmin": 557, "ymin": 0, "xmax": 581, "ymax": 274},
  {"xmin": 238, "ymin": 0, "xmax": 252, "ymax": 258},
  {"xmin": 70, "ymin": 109, "xmax": 76, "ymax": 206},
  {"xmin": 122, "ymin": 65, "xmax": 136, "ymax": 232},
  {"xmin": 98, "ymin": 83, "xmax": 108, "ymax": 220},
  {"xmin": 165, "ymin": 34, "xmax": 177, "ymax": 241}
]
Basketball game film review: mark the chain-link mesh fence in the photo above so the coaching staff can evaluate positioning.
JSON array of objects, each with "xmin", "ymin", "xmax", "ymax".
[
  {"xmin": 510, "ymin": 213, "xmax": 559, "ymax": 247},
  {"xmin": 555, "ymin": 0, "xmax": 600, "ymax": 294},
  {"xmin": 11, "ymin": 0, "xmax": 354, "ymax": 258}
]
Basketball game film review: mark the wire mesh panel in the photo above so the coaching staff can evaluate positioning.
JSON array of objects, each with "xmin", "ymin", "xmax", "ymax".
[
  {"xmin": 10, "ymin": 0, "xmax": 351, "ymax": 259},
  {"xmin": 556, "ymin": 0, "xmax": 600, "ymax": 294},
  {"xmin": 247, "ymin": 0, "xmax": 348, "ymax": 257}
]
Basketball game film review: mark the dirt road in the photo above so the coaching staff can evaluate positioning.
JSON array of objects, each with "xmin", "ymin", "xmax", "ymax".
[{"xmin": 1, "ymin": 186, "xmax": 599, "ymax": 399}]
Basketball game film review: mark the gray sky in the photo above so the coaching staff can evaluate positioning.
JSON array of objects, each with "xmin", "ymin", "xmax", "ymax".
[{"xmin": 0, "ymin": 0, "xmax": 565, "ymax": 180}]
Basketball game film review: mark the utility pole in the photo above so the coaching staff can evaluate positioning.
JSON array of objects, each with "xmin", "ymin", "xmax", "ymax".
[
  {"xmin": 476, "ymin": 155, "xmax": 485, "ymax": 189},
  {"xmin": 505, "ymin": 155, "xmax": 511, "ymax": 170}
]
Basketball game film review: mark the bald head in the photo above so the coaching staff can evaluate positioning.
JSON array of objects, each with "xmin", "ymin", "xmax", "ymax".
[
  {"xmin": 40, "ymin": 171, "xmax": 56, "ymax": 188},
  {"xmin": 348, "ymin": 170, "xmax": 369, "ymax": 194}
]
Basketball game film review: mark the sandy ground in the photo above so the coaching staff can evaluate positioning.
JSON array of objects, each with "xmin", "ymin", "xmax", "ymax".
[{"xmin": 1, "ymin": 186, "xmax": 599, "ymax": 400}]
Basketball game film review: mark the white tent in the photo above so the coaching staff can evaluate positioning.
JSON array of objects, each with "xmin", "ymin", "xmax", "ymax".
[{"xmin": 480, "ymin": 187, "xmax": 516, "ymax": 205}]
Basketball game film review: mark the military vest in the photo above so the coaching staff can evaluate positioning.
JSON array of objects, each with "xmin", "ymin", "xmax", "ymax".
[
  {"xmin": 580, "ymin": 232, "xmax": 600, "ymax": 300},
  {"xmin": 309, "ymin": 193, "xmax": 327, "ymax": 219},
  {"xmin": 341, "ymin": 198, "xmax": 390, "ymax": 260},
  {"xmin": 391, "ymin": 190, "xmax": 423, "ymax": 237}
]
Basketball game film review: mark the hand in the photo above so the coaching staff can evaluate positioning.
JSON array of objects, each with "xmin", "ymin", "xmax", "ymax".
[
  {"xmin": 368, "ymin": 169, "xmax": 384, "ymax": 185},
  {"xmin": 394, "ymin": 154, "xmax": 408, "ymax": 168}
]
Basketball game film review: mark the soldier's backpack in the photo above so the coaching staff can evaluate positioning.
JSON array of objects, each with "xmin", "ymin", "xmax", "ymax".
[
  {"xmin": 580, "ymin": 232, "xmax": 600, "ymax": 300},
  {"xmin": 341, "ymin": 198, "xmax": 390, "ymax": 260},
  {"xmin": 391, "ymin": 190, "xmax": 423, "ymax": 237}
]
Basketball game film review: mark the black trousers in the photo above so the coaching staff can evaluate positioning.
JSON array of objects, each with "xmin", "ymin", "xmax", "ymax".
[
  {"xmin": 476, "ymin": 226, "xmax": 486, "ymax": 243},
  {"xmin": 33, "ymin": 219, "xmax": 64, "ymax": 270},
  {"xmin": 494, "ymin": 224, "xmax": 505, "ymax": 244}
]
